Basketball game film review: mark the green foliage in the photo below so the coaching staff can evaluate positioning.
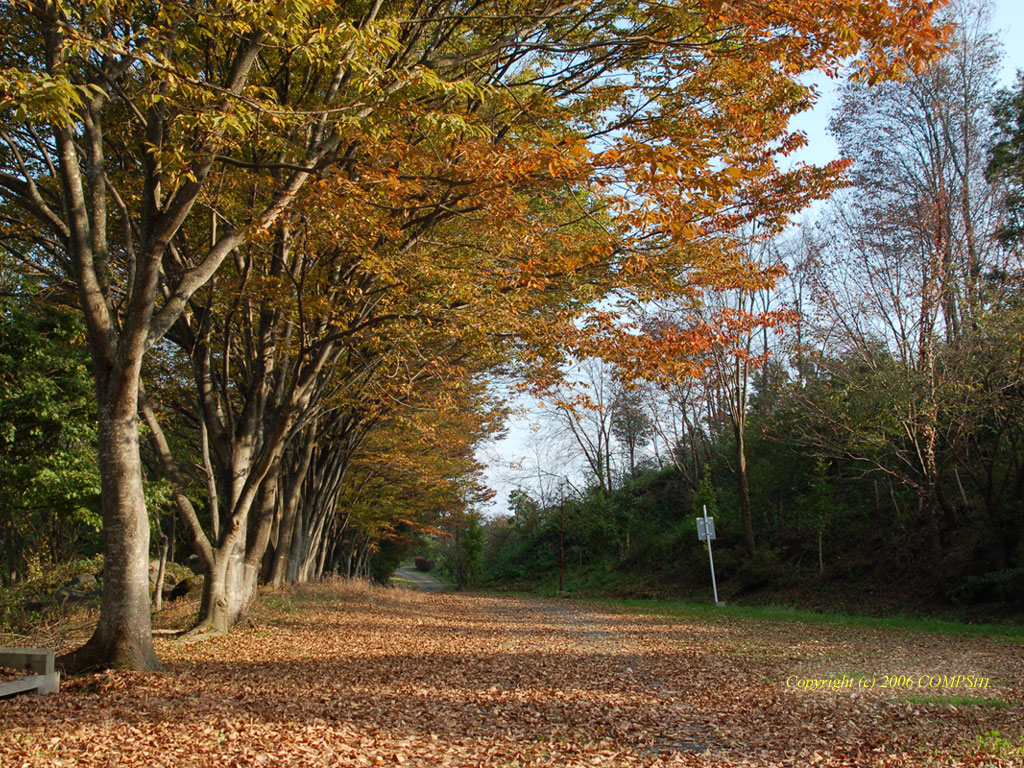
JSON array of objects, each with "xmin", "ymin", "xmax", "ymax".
[
  {"xmin": 484, "ymin": 320, "xmax": 1024, "ymax": 616},
  {"xmin": 611, "ymin": 388, "xmax": 653, "ymax": 475},
  {"xmin": 692, "ymin": 465, "xmax": 718, "ymax": 518},
  {"xmin": 975, "ymin": 730, "xmax": 1024, "ymax": 758},
  {"xmin": 803, "ymin": 459, "xmax": 832, "ymax": 537},
  {"xmin": 989, "ymin": 72, "xmax": 1024, "ymax": 246},
  {"xmin": 370, "ymin": 535, "xmax": 410, "ymax": 585},
  {"xmin": 733, "ymin": 547, "xmax": 784, "ymax": 592},
  {"xmin": 0, "ymin": 290, "xmax": 101, "ymax": 583},
  {"xmin": 953, "ymin": 568, "xmax": 1024, "ymax": 605},
  {"xmin": 461, "ymin": 516, "xmax": 484, "ymax": 588}
]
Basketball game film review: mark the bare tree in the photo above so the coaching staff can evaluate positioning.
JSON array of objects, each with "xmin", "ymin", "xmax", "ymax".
[
  {"xmin": 544, "ymin": 358, "xmax": 620, "ymax": 496},
  {"xmin": 640, "ymin": 376, "xmax": 712, "ymax": 489},
  {"xmin": 812, "ymin": 0, "xmax": 1005, "ymax": 556}
]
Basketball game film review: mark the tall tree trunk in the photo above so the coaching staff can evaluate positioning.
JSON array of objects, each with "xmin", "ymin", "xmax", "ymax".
[
  {"xmin": 196, "ymin": 458, "xmax": 283, "ymax": 631},
  {"xmin": 198, "ymin": 525, "xmax": 260, "ymax": 634},
  {"xmin": 921, "ymin": 420, "xmax": 943, "ymax": 558},
  {"xmin": 61, "ymin": 384, "xmax": 160, "ymax": 671},
  {"xmin": 289, "ymin": 504, "xmax": 308, "ymax": 584},
  {"xmin": 270, "ymin": 435, "xmax": 316, "ymax": 586},
  {"xmin": 734, "ymin": 420, "xmax": 756, "ymax": 555}
]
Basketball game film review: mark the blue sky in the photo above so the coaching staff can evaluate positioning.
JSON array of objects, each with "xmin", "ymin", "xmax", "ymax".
[
  {"xmin": 791, "ymin": 0, "xmax": 1024, "ymax": 169},
  {"xmin": 992, "ymin": 0, "xmax": 1024, "ymax": 83},
  {"xmin": 477, "ymin": 0, "xmax": 1024, "ymax": 516}
]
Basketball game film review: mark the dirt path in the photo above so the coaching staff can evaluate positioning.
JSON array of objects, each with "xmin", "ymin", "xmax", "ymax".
[
  {"xmin": 393, "ymin": 566, "xmax": 444, "ymax": 592},
  {"xmin": 1, "ymin": 582, "xmax": 1021, "ymax": 766}
]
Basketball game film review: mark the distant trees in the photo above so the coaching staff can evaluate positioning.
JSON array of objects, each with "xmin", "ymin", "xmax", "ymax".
[
  {"xmin": 545, "ymin": 359, "xmax": 620, "ymax": 496},
  {"xmin": 812, "ymin": 0, "xmax": 1009, "ymax": 558},
  {"xmin": 488, "ymin": 0, "xmax": 1024, "ymax": 606},
  {"xmin": 611, "ymin": 387, "xmax": 653, "ymax": 478},
  {"xmin": 989, "ymin": 73, "xmax": 1024, "ymax": 247},
  {"xmin": 0, "ymin": 281, "xmax": 100, "ymax": 584}
]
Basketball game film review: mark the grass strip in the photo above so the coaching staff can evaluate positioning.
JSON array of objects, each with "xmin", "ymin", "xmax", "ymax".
[{"xmin": 500, "ymin": 592, "xmax": 1024, "ymax": 640}]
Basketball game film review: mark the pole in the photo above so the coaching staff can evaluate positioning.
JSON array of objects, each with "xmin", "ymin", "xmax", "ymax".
[
  {"xmin": 704, "ymin": 505, "xmax": 720, "ymax": 605},
  {"xmin": 558, "ymin": 494, "xmax": 565, "ymax": 593}
]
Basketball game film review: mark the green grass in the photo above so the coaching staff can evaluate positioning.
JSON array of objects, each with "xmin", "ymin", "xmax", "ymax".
[
  {"xmin": 481, "ymin": 562, "xmax": 1024, "ymax": 639},
  {"xmin": 560, "ymin": 596, "xmax": 1024, "ymax": 641},
  {"xmin": 975, "ymin": 730, "xmax": 1024, "ymax": 758},
  {"xmin": 904, "ymin": 695, "xmax": 1010, "ymax": 708},
  {"xmin": 427, "ymin": 569, "xmax": 457, "ymax": 588},
  {"xmin": 261, "ymin": 593, "xmax": 300, "ymax": 613}
]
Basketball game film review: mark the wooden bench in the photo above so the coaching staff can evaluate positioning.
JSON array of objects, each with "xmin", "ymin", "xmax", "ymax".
[{"xmin": 0, "ymin": 648, "xmax": 61, "ymax": 699}]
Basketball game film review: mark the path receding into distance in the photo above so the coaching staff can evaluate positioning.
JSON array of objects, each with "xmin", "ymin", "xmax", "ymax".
[
  {"xmin": 393, "ymin": 565, "xmax": 444, "ymax": 592},
  {"xmin": 1, "ymin": 582, "xmax": 1020, "ymax": 767}
]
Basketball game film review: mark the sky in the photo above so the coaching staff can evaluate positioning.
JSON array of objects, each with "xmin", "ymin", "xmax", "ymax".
[
  {"xmin": 475, "ymin": 0, "xmax": 1024, "ymax": 517},
  {"xmin": 790, "ymin": 0, "xmax": 1024, "ymax": 170}
]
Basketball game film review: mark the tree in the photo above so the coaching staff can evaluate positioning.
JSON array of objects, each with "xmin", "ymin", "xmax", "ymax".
[
  {"xmin": 692, "ymin": 464, "xmax": 719, "ymax": 519},
  {"xmin": 611, "ymin": 385, "xmax": 652, "ymax": 477},
  {"xmin": 545, "ymin": 359, "xmax": 619, "ymax": 495},
  {"xmin": 989, "ymin": 72, "xmax": 1024, "ymax": 248},
  {"xmin": 936, "ymin": 272, "xmax": 1024, "ymax": 571},
  {"xmin": 0, "ymin": 0, "xmax": 947, "ymax": 668},
  {"xmin": 814, "ymin": 0, "xmax": 1005, "ymax": 557},
  {"xmin": 460, "ymin": 515, "xmax": 485, "ymax": 589},
  {"xmin": 702, "ymin": 273, "xmax": 789, "ymax": 557},
  {"xmin": 802, "ymin": 459, "xmax": 833, "ymax": 576},
  {"xmin": 0, "ymin": 0, "xmax": 395, "ymax": 669},
  {"xmin": 637, "ymin": 234, "xmax": 792, "ymax": 555}
]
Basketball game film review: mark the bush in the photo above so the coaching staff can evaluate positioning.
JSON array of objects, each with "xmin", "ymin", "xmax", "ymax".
[
  {"xmin": 732, "ymin": 547, "xmax": 783, "ymax": 593},
  {"xmin": 413, "ymin": 556, "xmax": 434, "ymax": 572},
  {"xmin": 952, "ymin": 567, "xmax": 1024, "ymax": 605}
]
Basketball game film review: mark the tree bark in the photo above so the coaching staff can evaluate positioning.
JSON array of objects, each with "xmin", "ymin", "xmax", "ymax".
[
  {"xmin": 269, "ymin": 434, "xmax": 317, "ymax": 586},
  {"xmin": 734, "ymin": 419, "xmax": 756, "ymax": 556},
  {"xmin": 61, "ymin": 383, "xmax": 160, "ymax": 671},
  {"xmin": 153, "ymin": 532, "xmax": 168, "ymax": 612}
]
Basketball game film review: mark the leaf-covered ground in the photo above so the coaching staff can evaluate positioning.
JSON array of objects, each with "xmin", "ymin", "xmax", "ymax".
[{"xmin": 1, "ymin": 581, "xmax": 1022, "ymax": 766}]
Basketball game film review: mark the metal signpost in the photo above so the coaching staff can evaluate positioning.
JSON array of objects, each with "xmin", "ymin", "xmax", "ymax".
[{"xmin": 696, "ymin": 505, "xmax": 724, "ymax": 607}]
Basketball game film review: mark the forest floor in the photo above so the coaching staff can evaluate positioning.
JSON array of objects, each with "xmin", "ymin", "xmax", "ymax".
[{"xmin": 1, "ymin": 580, "xmax": 1022, "ymax": 767}]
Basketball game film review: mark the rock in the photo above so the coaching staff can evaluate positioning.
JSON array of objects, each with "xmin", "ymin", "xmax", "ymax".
[
  {"xmin": 166, "ymin": 579, "xmax": 191, "ymax": 602},
  {"xmin": 53, "ymin": 586, "xmax": 87, "ymax": 606},
  {"xmin": 70, "ymin": 573, "xmax": 96, "ymax": 588}
]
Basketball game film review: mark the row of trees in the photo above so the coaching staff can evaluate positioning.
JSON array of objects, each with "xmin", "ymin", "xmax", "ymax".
[
  {"xmin": 486, "ymin": 0, "xmax": 1024, "ymax": 609},
  {"xmin": 0, "ymin": 0, "xmax": 946, "ymax": 669}
]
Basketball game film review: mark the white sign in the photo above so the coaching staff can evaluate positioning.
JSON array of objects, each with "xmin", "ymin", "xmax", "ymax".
[{"xmin": 696, "ymin": 516, "xmax": 716, "ymax": 541}]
